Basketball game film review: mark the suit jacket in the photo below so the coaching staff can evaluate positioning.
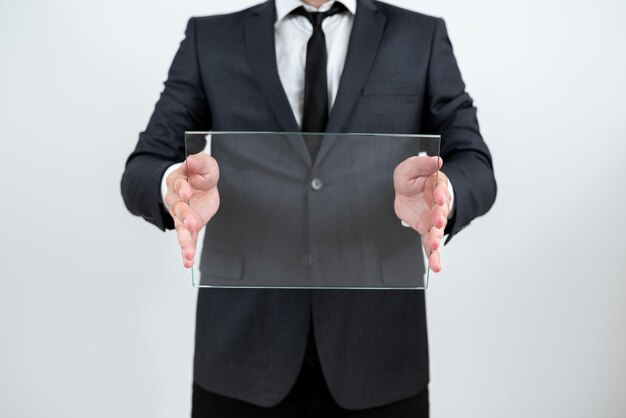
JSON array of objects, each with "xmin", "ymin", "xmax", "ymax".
[{"xmin": 121, "ymin": 0, "xmax": 496, "ymax": 409}]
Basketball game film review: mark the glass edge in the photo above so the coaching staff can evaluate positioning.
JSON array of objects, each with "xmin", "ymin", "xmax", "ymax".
[
  {"xmin": 193, "ymin": 283, "xmax": 428, "ymax": 290},
  {"xmin": 191, "ymin": 284, "xmax": 427, "ymax": 290},
  {"xmin": 185, "ymin": 130, "xmax": 441, "ymax": 139}
]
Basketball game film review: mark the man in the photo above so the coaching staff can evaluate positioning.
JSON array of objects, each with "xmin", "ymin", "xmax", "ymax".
[{"xmin": 121, "ymin": 0, "xmax": 496, "ymax": 416}]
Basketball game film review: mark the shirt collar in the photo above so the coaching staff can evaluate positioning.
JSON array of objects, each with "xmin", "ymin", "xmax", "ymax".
[{"xmin": 275, "ymin": 0, "xmax": 356, "ymax": 23}]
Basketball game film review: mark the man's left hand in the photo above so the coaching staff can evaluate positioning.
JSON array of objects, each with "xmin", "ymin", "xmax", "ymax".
[{"xmin": 393, "ymin": 156, "xmax": 451, "ymax": 273}]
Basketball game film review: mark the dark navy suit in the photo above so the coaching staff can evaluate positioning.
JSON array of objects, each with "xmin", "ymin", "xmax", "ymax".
[{"xmin": 121, "ymin": 0, "xmax": 496, "ymax": 410}]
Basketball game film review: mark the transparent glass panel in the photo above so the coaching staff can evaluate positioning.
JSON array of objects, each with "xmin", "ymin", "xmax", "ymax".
[{"xmin": 184, "ymin": 132, "xmax": 440, "ymax": 289}]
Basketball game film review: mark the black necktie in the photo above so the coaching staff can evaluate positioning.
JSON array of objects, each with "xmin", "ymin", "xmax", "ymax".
[{"xmin": 291, "ymin": 2, "xmax": 347, "ymax": 160}]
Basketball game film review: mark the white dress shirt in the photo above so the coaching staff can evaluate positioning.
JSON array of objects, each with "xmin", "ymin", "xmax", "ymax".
[
  {"xmin": 162, "ymin": 0, "xmax": 454, "ymax": 218},
  {"xmin": 274, "ymin": 0, "xmax": 356, "ymax": 128}
]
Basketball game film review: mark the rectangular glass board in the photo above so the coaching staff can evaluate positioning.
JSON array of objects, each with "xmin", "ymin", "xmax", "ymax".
[{"xmin": 184, "ymin": 131, "xmax": 440, "ymax": 289}]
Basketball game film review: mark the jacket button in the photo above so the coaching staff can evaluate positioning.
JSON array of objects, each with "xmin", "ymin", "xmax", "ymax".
[
  {"xmin": 301, "ymin": 254, "xmax": 312, "ymax": 266},
  {"xmin": 310, "ymin": 178, "xmax": 323, "ymax": 191}
]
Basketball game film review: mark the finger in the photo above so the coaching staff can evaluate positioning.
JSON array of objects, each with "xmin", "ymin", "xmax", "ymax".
[
  {"xmin": 175, "ymin": 214, "xmax": 202, "ymax": 269},
  {"xmin": 427, "ymin": 225, "xmax": 445, "ymax": 252},
  {"xmin": 395, "ymin": 156, "xmax": 442, "ymax": 183},
  {"xmin": 164, "ymin": 188, "xmax": 181, "ymax": 216},
  {"xmin": 433, "ymin": 181, "xmax": 450, "ymax": 207},
  {"xmin": 166, "ymin": 163, "xmax": 189, "ymax": 192},
  {"xmin": 172, "ymin": 200, "xmax": 200, "ymax": 233},
  {"xmin": 430, "ymin": 204, "xmax": 448, "ymax": 230},
  {"xmin": 173, "ymin": 175, "xmax": 192, "ymax": 201},
  {"xmin": 165, "ymin": 166, "xmax": 189, "ymax": 207},
  {"xmin": 425, "ymin": 224, "xmax": 444, "ymax": 273},
  {"xmin": 429, "ymin": 249, "xmax": 442, "ymax": 273},
  {"xmin": 165, "ymin": 185, "xmax": 189, "ymax": 219},
  {"xmin": 174, "ymin": 219, "xmax": 195, "ymax": 266}
]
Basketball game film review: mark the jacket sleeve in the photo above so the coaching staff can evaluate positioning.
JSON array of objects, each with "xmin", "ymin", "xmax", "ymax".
[
  {"xmin": 422, "ymin": 18, "xmax": 497, "ymax": 243},
  {"xmin": 121, "ymin": 17, "xmax": 211, "ymax": 231}
]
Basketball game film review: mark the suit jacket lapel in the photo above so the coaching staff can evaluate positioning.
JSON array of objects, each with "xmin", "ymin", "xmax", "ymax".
[
  {"xmin": 316, "ymin": 0, "xmax": 386, "ymax": 167},
  {"xmin": 245, "ymin": 1, "xmax": 312, "ymax": 167}
]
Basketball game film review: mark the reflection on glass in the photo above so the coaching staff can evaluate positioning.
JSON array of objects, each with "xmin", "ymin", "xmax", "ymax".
[{"xmin": 184, "ymin": 132, "xmax": 440, "ymax": 289}]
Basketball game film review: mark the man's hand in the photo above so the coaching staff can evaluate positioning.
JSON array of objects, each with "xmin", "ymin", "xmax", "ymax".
[
  {"xmin": 165, "ymin": 153, "xmax": 220, "ymax": 268},
  {"xmin": 393, "ymin": 156, "xmax": 451, "ymax": 273}
]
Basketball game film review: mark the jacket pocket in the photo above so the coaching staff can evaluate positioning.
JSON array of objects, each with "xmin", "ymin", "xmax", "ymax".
[
  {"xmin": 361, "ymin": 81, "xmax": 420, "ymax": 97},
  {"xmin": 199, "ymin": 251, "xmax": 244, "ymax": 281}
]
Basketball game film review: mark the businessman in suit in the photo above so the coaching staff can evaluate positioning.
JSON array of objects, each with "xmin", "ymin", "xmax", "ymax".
[{"xmin": 121, "ymin": 0, "xmax": 496, "ymax": 416}]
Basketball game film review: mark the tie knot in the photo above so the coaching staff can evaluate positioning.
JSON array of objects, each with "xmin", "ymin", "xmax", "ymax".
[{"xmin": 291, "ymin": 2, "xmax": 347, "ymax": 28}]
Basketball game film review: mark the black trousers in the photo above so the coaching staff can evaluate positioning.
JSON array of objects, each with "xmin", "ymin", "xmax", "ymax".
[{"xmin": 192, "ymin": 328, "xmax": 429, "ymax": 418}]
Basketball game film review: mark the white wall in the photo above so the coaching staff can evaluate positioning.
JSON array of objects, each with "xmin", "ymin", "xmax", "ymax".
[{"xmin": 0, "ymin": 1, "xmax": 624, "ymax": 417}]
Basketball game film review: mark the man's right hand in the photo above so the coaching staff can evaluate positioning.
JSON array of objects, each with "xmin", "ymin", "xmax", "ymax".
[{"xmin": 165, "ymin": 153, "xmax": 220, "ymax": 268}]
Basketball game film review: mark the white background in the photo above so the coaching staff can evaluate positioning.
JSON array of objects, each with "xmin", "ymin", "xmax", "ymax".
[{"xmin": 1, "ymin": 0, "xmax": 625, "ymax": 417}]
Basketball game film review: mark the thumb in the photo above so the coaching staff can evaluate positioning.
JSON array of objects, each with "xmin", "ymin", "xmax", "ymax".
[
  {"xmin": 395, "ymin": 156, "xmax": 442, "ymax": 182},
  {"xmin": 185, "ymin": 152, "xmax": 218, "ymax": 177},
  {"xmin": 185, "ymin": 152, "xmax": 219, "ymax": 190}
]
